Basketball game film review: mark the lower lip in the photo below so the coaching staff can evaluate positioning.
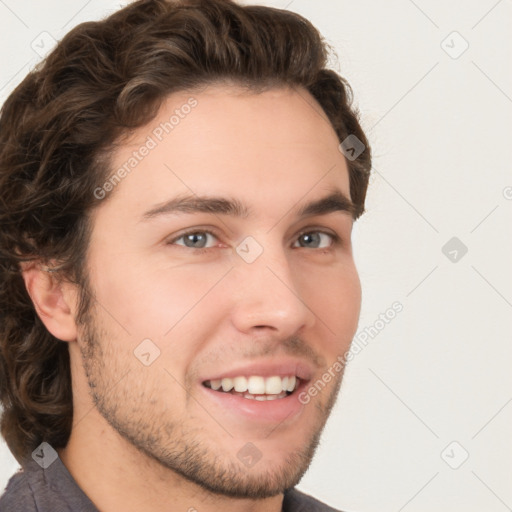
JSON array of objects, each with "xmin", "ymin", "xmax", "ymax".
[{"xmin": 199, "ymin": 380, "xmax": 308, "ymax": 424}]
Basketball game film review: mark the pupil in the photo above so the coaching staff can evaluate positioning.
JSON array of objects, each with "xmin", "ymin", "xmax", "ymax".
[
  {"xmin": 302, "ymin": 233, "xmax": 319, "ymax": 247},
  {"xmin": 187, "ymin": 233, "xmax": 206, "ymax": 248}
]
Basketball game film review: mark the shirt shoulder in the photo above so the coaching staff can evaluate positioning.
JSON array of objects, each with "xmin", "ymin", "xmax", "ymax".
[
  {"xmin": 0, "ymin": 468, "xmax": 38, "ymax": 512},
  {"xmin": 282, "ymin": 487, "xmax": 349, "ymax": 512},
  {"xmin": 0, "ymin": 455, "xmax": 99, "ymax": 512}
]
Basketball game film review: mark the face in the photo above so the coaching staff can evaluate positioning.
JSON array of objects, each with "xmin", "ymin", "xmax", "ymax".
[{"xmin": 76, "ymin": 83, "xmax": 361, "ymax": 498}]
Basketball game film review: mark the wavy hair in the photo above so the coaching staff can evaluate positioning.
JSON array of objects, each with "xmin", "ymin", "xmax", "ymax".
[{"xmin": 0, "ymin": 0, "xmax": 371, "ymax": 464}]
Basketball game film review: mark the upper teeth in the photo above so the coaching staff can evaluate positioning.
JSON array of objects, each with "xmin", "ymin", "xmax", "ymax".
[{"xmin": 207, "ymin": 375, "xmax": 297, "ymax": 395}]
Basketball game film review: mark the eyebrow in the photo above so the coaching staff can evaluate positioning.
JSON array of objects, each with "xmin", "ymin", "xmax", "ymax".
[{"xmin": 140, "ymin": 189, "xmax": 356, "ymax": 222}]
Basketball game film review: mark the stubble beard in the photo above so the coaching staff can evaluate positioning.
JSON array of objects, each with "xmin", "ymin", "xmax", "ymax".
[{"xmin": 75, "ymin": 281, "xmax": 344, "ymax": 499}]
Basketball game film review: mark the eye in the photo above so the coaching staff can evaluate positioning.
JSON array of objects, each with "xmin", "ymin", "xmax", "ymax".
[
  {"xmin": 292, "ymin": 231, "xmax": 340, "ymax": 249},
  {"xmin": 166, "ymin": 228, "xmax": 341, "ymax": 252},
  {"xmin": 170, "ymin": 229, "xmax": 219, "ymax": 250}
]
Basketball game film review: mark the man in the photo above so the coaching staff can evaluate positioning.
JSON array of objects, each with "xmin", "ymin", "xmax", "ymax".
[{"xmin": 0, "ymin": 0, "xmax": 371, "ymax": 510}]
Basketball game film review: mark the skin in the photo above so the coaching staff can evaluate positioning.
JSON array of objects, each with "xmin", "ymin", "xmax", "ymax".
[{"xmin": 22, "ymin": 83, "xmax": 362, "ymax": 512}]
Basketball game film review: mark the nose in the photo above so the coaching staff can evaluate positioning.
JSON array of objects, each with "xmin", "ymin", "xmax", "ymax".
[{"xmin": 228, "ymin": 241, "xmax": 317, "ymax": 337}]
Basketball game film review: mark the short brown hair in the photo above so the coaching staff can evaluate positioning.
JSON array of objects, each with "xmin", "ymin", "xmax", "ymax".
[{"xmin": 0, "ymin": 0, "xmax": 371, "ymax": 464}]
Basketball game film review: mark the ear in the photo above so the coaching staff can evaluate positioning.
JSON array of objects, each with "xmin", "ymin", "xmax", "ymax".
[{"xmin": 20, "ymin": 262, "xmax": 78, "ymax": 342}]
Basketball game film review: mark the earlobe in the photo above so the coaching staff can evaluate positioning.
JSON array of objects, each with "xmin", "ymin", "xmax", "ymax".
[{"xmin": 20, "ymin": 262, "xmax": 78, "ymax": 342}]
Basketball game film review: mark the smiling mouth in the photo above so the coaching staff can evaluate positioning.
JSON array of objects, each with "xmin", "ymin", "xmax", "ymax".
[{"xmin": 202, "ymin": 375, "xmax": 300, "ymax": 401}]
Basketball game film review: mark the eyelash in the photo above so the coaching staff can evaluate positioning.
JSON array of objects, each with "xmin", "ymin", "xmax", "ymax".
[{"xmin": 166, "ymin": 228, "xmax": 342, "ymax": 254}]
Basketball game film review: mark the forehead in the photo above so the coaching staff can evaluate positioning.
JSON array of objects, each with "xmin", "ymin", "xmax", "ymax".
[{"xmin": 100, "ymin": 84, "xmax": 350, "ymax": 219}]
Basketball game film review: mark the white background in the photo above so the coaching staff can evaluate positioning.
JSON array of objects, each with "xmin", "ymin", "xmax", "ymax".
[{"xmin": 1, "ymin": 1, "xmax": 511, "ymax": 511}]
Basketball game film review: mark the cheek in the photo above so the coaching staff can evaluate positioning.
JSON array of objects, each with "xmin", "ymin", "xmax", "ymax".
[
  {"xmin": 298, "ymin": 261, "xmax": 361, "ymax": 348},
  {"xmin": 91, "ymin": 256, "xmax": 229, "ymax": 343}
]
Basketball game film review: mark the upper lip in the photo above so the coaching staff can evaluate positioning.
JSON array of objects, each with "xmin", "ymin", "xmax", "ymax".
[{"xmin": 200, "ymin": 359, "xmax": 314, "ymax": 383}]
